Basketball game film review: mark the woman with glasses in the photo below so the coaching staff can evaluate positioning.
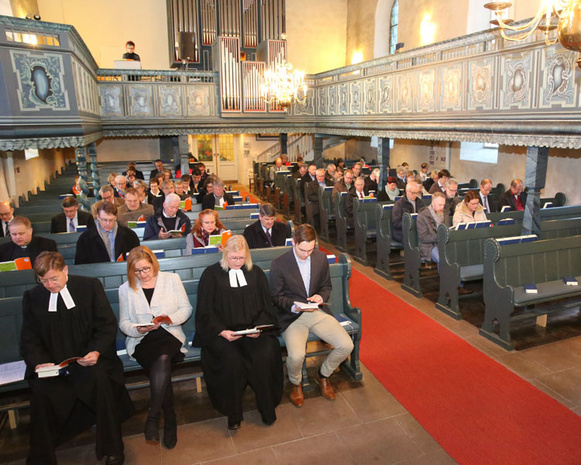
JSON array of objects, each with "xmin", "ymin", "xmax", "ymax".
[
  {"xmin": 194, "ymin": 235, "xmax": 283, "ymax": 430},
  {"xmin": 185, "ymin": 209, "xmax": 227, "ymax": 252},
  {"xmin": 452, "ymin": 190, "xmax": 488, "ymax": 227},
  {"xmin": 118, "ymin": 246, "xmax": 192, "ymax": 449}
]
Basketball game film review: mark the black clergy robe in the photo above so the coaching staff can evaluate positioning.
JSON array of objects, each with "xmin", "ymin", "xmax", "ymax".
[
  {"xmin": 20, "ymin": 275, "xmax": 133, "ymax": 465},
  {"xmin": 194, "ymin": 262, "xmax": 283, "ymax": 424}
]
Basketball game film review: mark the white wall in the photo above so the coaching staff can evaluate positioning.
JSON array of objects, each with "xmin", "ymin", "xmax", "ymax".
[{"xmin": 96, "ymin": 138, "xmax": 162, "ymax": 163}]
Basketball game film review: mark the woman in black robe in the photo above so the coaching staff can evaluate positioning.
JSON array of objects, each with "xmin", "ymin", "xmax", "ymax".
[
  {"xmin": 194, "ymin": 235, "xmax": 283, "ymax": 430},
  {"xmin": 20, "ymin": 251, "xmax": 133, "ymax": 465}
]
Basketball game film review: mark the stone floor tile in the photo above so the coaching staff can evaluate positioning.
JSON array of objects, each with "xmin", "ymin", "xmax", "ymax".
[{"xmin": 271, "ymin": 432, "xmax": 356, "ymax": 465}]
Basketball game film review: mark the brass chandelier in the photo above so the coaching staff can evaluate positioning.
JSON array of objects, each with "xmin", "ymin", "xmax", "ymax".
[
  {"xmin": 484, "ymin": 0, "xmax": 581, "ymax": 66},
  {"xmin": 261, "ymin": 60, "xmax": 307, "ymax": 110}
]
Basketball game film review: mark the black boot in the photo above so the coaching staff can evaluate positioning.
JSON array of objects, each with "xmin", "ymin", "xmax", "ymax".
[
  {"xmin": 144, "ymin": 411, "xmax": 160, "ymax": 443},
  {"xmin": 162, "ymin": 410, "xmax": 177, "ymax": 449}
]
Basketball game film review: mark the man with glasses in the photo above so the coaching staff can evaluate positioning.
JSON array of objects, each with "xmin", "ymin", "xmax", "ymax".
[
  {"xmin": 243, "ymin": 202, "xmax": 290, "ymax": 249},
  {"xmin": 0, "ymin": 216, "xmax": 57, "ymax": 264},
  {"xmin": 91, "ymin": 185, "xmax": 125, "ymax": 218},
  {"xmin": 444, "ymin": 178, "xmax": 461, "ymax": 218},
  {"xmin": 269, "ymin": 224, "xmax": 353, "ymax": 407},
  {"xmin": 116, "ymin": 188, "xmax": 154, "ymax": 228},
  {"xmin": 0, "ymin": 200, "xmax": 15, "ymax": 237},
  {"xmin": 143, "ymin": 193, "xmax": 191, "ymax": 241},
  {"xmin": 392, "ymin": 181, "xmax": 426, "ymax": 243},
  {"xmin": 21, "ymin": 251, "xmax": 133, "ymax": 465},
  {"xmin": 75, "ymin": 202, "xmax": 139, "ymax": 264},
  {"xmin": 50, "ymin": 196, "xmax": 95, "ymax": 233},
  {"xmin": 201, "ymin": 178, "xmax": 235, "ymax": 210}
]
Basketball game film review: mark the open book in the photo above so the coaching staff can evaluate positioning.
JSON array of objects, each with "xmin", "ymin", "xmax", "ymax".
[
  {"xmin": 209, "ymin": 230, "xmax": 232, "ymax": 247},
  {"xmin": 294, "ymin": 301, "xmax": 323, "ymax": 312},
  {"xmin": 232, "ymin": 324, "xmax": 275, "ymax": 336},
  {"xmin": 35, "ymin": 357, "xmax": 82, "ymax": 378},
  {"xmin": 0, "ymin": 257, "xmax": 32, "ymax": 272}
]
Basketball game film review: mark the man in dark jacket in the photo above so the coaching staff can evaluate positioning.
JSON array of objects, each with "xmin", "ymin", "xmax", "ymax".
[
  {"xmin": 497, "ymin": 179, "xmax": 527, "ymax": 211},
  {"xmin": 0, "ymin": 217, "xmax": 57, "ymax": 265},
  {"xmin": 143, "ymin": 193, "xmax": 192, "ymax": 240},
  {"xmin": 75, "ymin": 202, "xmax": 139, "ymax": 264},
  {"xmin": 50, "ymin": 196, "xmax": 95, "ymax": 233},
  {"xmin": 243, "ymin": 203, "xmax": 290, "ymax": 249},
  {"xmin": 392, "ymin": 181, "xmax": 425, "ymax": 243}
]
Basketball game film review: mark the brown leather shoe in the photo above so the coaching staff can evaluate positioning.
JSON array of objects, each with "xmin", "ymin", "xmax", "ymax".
[
  {"xmin": 315, "ymin": 372, "xmax": 336, "ymax": 401},
  {"xmin": 458, "ymin": 287, "xmax": 473, "ymax": 295},
  {"xmin": 290, "ymin": 384, "xmax": 304, "ymax": 408}
]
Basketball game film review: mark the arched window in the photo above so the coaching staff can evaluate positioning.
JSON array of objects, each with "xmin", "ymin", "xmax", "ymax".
[{"xmin": 389, "ymin": 0, "xmax": 399, "ymax": 55}]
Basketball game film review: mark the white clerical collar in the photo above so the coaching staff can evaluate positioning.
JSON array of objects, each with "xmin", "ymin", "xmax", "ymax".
[
  {"xmin": 228, "ymin": 268, "xmax": 247, "ymax": 287},
  {"xmin": 48, "ymin": 285, "xmax": 76, "ymax": 312}
]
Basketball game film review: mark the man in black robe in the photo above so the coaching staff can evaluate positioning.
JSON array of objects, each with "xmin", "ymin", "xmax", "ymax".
[
  {"xmin": 0, "ymin": 216, "xmax": 57, "ymax": 264},
  {"xmin": 20, "ymin": 251, "xmax": 133, "ymax": 465}
]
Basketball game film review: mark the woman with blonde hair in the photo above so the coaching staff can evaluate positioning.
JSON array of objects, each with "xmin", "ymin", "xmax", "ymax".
[
  {"xmin": 185, "ymin": 209, "xmax": 227, "ymax": 251},
  {"xmin": 118, "ymin": 246, "xmax": 192, "ymax": 449},
  {"xmin": 194, "ymin": 235, "xmax": 283, "ymax": 430}
]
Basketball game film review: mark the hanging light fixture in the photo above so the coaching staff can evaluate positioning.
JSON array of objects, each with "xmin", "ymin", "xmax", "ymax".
[
  {"xmin": 484, "ymin": 0, "xmax": 581, "ymax": 66},
  {"xmin": 261, "ymin": 59, "xmax": 307, "ymax": 110}
]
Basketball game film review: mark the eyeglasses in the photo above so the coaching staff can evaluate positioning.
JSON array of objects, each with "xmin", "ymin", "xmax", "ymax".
[
  {"xmin": 134, "ymin": 266, "xmax": 152, "ymax": 275},
  {"xmin": 228, "ymin": 256, "xmax": 245, "ymax": 261},
  {"xmin": 98, "ymin": 217, "xmax": 117, "ymax": 224},
  {"xmin": 38, "ymin": 276, "xmax": 61, "ymax": 285},
  {"xmin": 409, "ymin": 190, "xmax": 421, "ymax": 195}
]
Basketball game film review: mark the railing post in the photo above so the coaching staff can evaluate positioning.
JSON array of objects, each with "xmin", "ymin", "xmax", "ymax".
[{"xmin": 522, "ymin": 146, "xmax": 549, "ymax": 237}]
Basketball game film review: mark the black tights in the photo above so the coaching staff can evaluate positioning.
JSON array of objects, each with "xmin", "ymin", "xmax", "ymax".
[{"xmin": 148, "ymin": 354, "xmax": 174, "ymax": 417}]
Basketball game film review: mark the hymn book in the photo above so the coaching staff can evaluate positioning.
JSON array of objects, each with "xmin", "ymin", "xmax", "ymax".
[
  {"xmin": 35, "ymin": 357, "xmax": 83, "ymax": 378},
  {"xmin": 231, "ymin": 324, "xmax": 275, "ymax": 336},
  {"xmin": 0, "ymin": 257, "xmax": 32, "ymax": 272}
]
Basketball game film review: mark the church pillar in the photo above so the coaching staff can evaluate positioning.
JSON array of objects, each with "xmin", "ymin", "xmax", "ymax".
[
  {"xmin": 313, "ymin": 134, "xmax": 324, "ymax": 168},
  {"xmin": 178, "ymin": 134, "xmax": 190, "ymax": 177},
  {"xmin": 377, "ymin": 137, "xmax": 391, "ymax": 190},
  {"xmin": 75, "ymin": 146, "xmax": 90, "ymax": 208},
  {"xmin": 522, "ymin": 146, "xmax": 549, "ymax": 237},
  {"xmin": 2, "ymin": 152, "xmax": 17, "ymax": 206},
  {"xmin": 280, "ymin": 133, "xmax": 288, "ymax": 156},
  {"xmin": 87, "ymin": 142, "xmax": 100, "ymax": 195}
]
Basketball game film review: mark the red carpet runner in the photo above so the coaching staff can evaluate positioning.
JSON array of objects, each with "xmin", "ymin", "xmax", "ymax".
[{"xmin": 350, "ymin": 270, "xmax": 581, "ymax": 464}]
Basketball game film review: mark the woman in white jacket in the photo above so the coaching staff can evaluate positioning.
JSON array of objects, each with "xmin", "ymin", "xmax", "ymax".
[
  {"xmin": 119, "ymin": 246, "xmax": 192, "ymax": 449},
  {"xmin": 453, "ymin": 190, "xmax": 488, "ymax": 227}
]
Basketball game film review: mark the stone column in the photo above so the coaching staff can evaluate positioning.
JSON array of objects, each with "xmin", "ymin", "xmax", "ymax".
[
  {"xmin": 2, "ymin": 152, "xmax": 17, "ymax": 206},
  {"xmin": 87, "ymin": 142, "xmax": 100, "ymax": 195},
  {"xmin": 313, "ymin": 135, "xmax": 324, "ymax": 168},
  {"xmin": 178, "ymin": 134, "xmax": 190, "ymax": 178},
  {"xmin": 75, "ymin": 146, "xmax": 90, "ymax": 208},
  {"xmin": 522, "ymin": 146, "xmax": 549, "ymax": 237},
  {"xmin": 377, "ymin": 138, "xmax": 391, "ymax": 191}
]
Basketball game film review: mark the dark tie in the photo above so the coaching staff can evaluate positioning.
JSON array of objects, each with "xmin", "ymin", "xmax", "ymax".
[
  {"xmin": 265, "ymin": 229, "xmax": 273, "ymax": 247},
  {"xmin": 69, "ymin": 219, "xmax": 75, "ymax": 232},
  {"xmin": 483, "ymin": 196, "xmax": 489, "ymax": 213},
  {"xmin": 3, "ymin": 221, "xmax": 8, "ymax": 236}
]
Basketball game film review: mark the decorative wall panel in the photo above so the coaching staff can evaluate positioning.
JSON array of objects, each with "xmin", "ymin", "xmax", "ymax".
[
  {"xmin": 328, "ymin": 86, "xmax": 337, "ymax": 115},
  {"xmin": 129, "ymin": 85, "xmax": 154, "ymax": 117},
  {"xmin": 538, "ymin": 47, "xmax": 576, "ymax": 109},
  {"xmin": 417, "ymin": 69, "xmax": 436, "ymax": 112},
  {"xmin": 339, "ymin": 84, "xmax": 349, "ymax": 115},
  {"xmin": 378, "ymin": 76, "xmax": 393, "ymax": 114},
  {"xmin": 187, "ymin": 86, "xmax": 213, "ymax": 115},
  {"xmin": 10, "ymin": 50, "xmax": 70, "ymax": 111},
  {"xmin": 500, "ymin": 52, "xmax": 533, "ymax": 110},
  {"xmin": 441, "ymin": 64, "xmax": 463, "ymax": 111},
  {"xmin": 364, "ymin": 78, "xmax": 377, "ymax": 114},
  {"xmin": 467, "ymin": 58, "xmax": 495, "ymax": 111},
  {"xmin": 396, "ymin": 73, "xmax": 414, "ymax": 113},
  {"xmin": 350, "ymin": 81, "xmax": 362, "ymax": 115},
  {"xmin": 100, "ymin": 86, "xmax": 123, "ymax": 117},
  {"xmin": 159, "ymin": 85, "xmax": 183, "ymax": 116}
]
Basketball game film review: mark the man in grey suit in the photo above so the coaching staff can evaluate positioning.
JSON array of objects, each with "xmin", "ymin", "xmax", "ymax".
[{"xmin": 269, "ymin": 224, "xmax": 353, "ymax": 408}]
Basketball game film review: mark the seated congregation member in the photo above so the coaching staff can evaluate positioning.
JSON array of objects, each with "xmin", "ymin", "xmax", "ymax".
[
  {"xmin": 50, "ymin": 196, "xmax": 95, "ymax": 233},
  {"xmin": 300, "ymin": 164, "xmax": 317, "ymax": 198},
  {"xmin": 325, "ymin": 163, "xmax": 337, "ymax": 185},
  {"xmin": 0, "ymin": 217, "xmax": 57, "ymax": 264},
  {"xmin": 419, "ymin": 162, "xmax": 430, "ymax": 182},
  {"xmin": 118, "ymin": 247, "xmax": 192, "ymax": 449},
  {"xmin": 190, "ymin": 168, "xmax": 205, "ymax": 195},
  {"xmin": 123, "ymin": 162, "xmax": 144, "ymax": 180},
  {"xmin": 91, "ymin": 185, "xmax": 125, "ymax": 218},
  {"xmin": 395, "ymin": 165, "xmax": 407, "ymax": 190},
  {"xmin": 478, "ymin": 178, "xmax": 495, "ymax": 214},
  {"xmin": 305, "ymin": 168, "xmax": 333, "ymax": 230},
  {"xmin": 243, "ymin": 202, "xmax": 289, "ymax": 249},
  {"xmin": 114, "ymin": 175, "xmax": 128, "ymax": 198},
  {"xmin": 332, "ymin": 168, "xmax": 354, "ymax": 204},
  {"xmin": 269, "ymin": 224, "xmax": 354, "ymax": 407},
  {"xmin": 194, "ymin": 235, "xmax": 283, "ymax": 429},
  {"xmin": 160, "ymin": 180, "xmax": 175, "ymax": 197},
  {"xmin": 453, "ymin": 190, "xmax": 488, "ymax": 227},
  {"xmin": 149, "ymin": 159, "xmax": 171, "ymax": 181},
  {"xmin": 0, "ymin": 200, "xmax": 15, "ymax": 237},
  {"xmin": 364, "ymin": 168, "xmax": 380, "ymax": 193},
  {"xmin": 143, "ymin": 193, "xmax": 191, "ymax": 241},
  {"xmin": 133, "ymin": 180, "xmax": 149, "ymax": 203},
  {"xmin": 174, "ymin": 181, "xmax": 188, "ymax": 200},
  {"xmin": 417, "ymin": 192, "xmax": 448, "ymax": 264},
  {"xmin": 147, "ymin": 177, "xmax": 164, "ymax": 212},
  {"xmin": 21, "ymin": 251, "xmax": 133, "ymax": 465},
  {"xmin": 352, "ymin": 161, "xmax": 363, "ymax": 179},
  {"xmin": 423, "ymin": 169, "xmax": 439, "ymax": 193},
  {"xmin": 201, "ymin": 178, "xmax": 235, "ymax": 210},
  {"xmin": 71, "ymin": 175, "xmax": 82, "ymax": 196},
  {"xmin": 498, "ymin": 178, "xmax": 527, "ymax": 212},
  {"xmin": 116, "ymin": 187, "xmax": 154, "ymax": 227},
  {"xmin": 428, "ymin": 169, "xmax": 451, "ymax": 194},
  {"xmin": 75, "ymin": 202, "xmax": 140, "ymax": 264},
  {"xmin": 345, "ymin": 176, "xmax": 368, "ymax": 228},
  {"xmin": 444, "ymin": 178, "xmax": 462, "ymax": 218},
  {"xmin": 185, "ymin": 209, "xmax": 227, "ymax": 252},
  {"xmin": 376, "ymin": 176, "xmax": 400, "ymax": 202},
  {"xmin": 392, "ymin": 181, "xmax": 425, "ymax": 243}
]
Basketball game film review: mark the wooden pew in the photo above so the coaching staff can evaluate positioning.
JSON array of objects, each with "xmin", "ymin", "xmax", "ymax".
[
  {"xmin": 273, "ymin": 171, "xmax": 292, "ymax": 210},
  {"xmin": 293, "ymin": 178, "xmax": 305, "ymax": 224},
  {"xmin": 435, "ymin": 217, "xmax": 581, "ymax": 319},
  {"xmin": 319, "ymin": 186, "xmax": 335, "ymax": 242},
  {"xmin": 334, "ymin": 192, "xmax": 350, "ymax": 252},
  {"xmin": 353, "ymin": 198, "xmax": 379, "ymax": 266},
  {"xmin": 481, "ymin": 235, "xmax": 581, "ymax": 350},
  {"xmin": 374, "ymin": 203, "xmax": 403, "ymax": 280}
]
